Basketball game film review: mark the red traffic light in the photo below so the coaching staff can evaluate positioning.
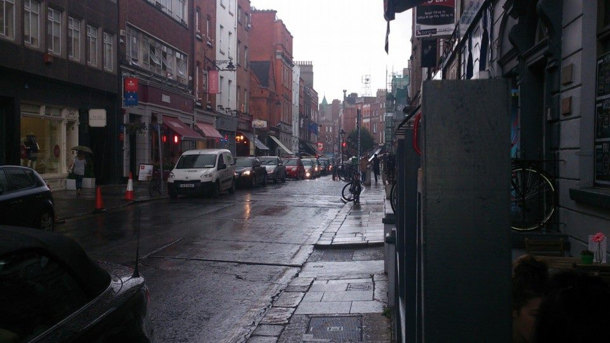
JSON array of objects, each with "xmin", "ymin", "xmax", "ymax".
[{"xmin": 342, "ymin": 142, "xmax": 346, "ymax": 147}]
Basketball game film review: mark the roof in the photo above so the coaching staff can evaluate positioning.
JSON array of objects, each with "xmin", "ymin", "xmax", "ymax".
[
  {"xmin": 0, "ymin": 226, "xmax": 111, "ymax": 298},
  {"xmin": 181, "ymin": 149, "xmax": 231, "ymax": 155},
  {"xmin": 250, "ymin": 61, "xmax": 271, "ymax": 87}
]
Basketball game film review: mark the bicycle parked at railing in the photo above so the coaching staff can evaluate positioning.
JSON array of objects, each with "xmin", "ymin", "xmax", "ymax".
[
  {"xmin": 341, "ymin": 166, "xmax": 363, "ymax": 204},
  {"xmin": 510, "ymin": 158, "xmax": 556, "ymax": 231},
  {"xmin": 149, "ymin": 168, "xmax": 167, "ymax": 197}
]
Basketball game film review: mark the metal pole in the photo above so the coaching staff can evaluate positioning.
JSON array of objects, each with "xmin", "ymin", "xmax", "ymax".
[
  {"xmin": 156, "ymin": 123, "xmax": 164, "ymax": 194},
  {"xmin": 357, "ymin": 108, "xmax": 361, "ymax": 162}
]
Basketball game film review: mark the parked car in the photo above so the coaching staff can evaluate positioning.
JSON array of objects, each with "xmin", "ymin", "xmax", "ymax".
[
  {"xmin": 258, "ymin": 156, "xmax": 286, "ymax": 183},
  {"xmin": 167, "ymin": 149, "xmax": 236, "ymax": 199},
  {"xmin": 284, "ymin": 158, "xmax": 305, "ymax": 180},
  {"xmin": 301, "ymin": 159, "xmax": 318, "ymax": 179},
  {"xmin": 0, "ymin": 165, "xmax": 55, "ymax": 231},
  {"xmin": 0, "ymin": 226, "xmax": 153, "ymax": 342},
  {"xmin": 234, "ymin": 157, "xmax": 268, "ymax": 188},
  {"xmin": 319, "ymin": 158, "xmax": 331, "ymax": 175}
]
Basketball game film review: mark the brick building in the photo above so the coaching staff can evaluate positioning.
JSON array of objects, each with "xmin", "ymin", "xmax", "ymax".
[{"xmin": 0, "ymin": 0, "xmax": 120, "ymax": 187}]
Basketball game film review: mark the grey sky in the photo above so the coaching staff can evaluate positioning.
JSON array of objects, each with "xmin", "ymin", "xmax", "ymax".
[{"xmin": 249, "ymin": 0, "xmax": 412, "ymax": 103}]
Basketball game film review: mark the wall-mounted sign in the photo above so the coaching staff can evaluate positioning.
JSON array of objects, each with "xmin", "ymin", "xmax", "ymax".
[
  {"xmin": 125, "ymin": 92, "xmax": 138, "ymax": 106},
  {"xmin": 415, "ymin": 0, "xmax": 455, "ymax": 38},
  {"xmin": 124, "ymin": 78, "xmax": 138, "ymax": 92},
  {"xmin": 162, "ymin": 94, "xmax": 171, "ymax": 103},
  {"xmin": 89, "ymin": 109, "xmax": 107, "ymax": 127}
]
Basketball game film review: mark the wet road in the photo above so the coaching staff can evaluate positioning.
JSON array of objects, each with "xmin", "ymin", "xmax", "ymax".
[{"xmin": 56, "ymin": 174, "xmax": 345, "ymax": 342}]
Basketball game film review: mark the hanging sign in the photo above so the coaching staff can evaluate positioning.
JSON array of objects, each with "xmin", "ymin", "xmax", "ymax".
[
  {"xmin": 125, "ymin": 78, "xmax": 138, "ymax": 92},
  {"xmin": 415, "ymin": 0, "xmax": 456, "ymax": 38},
  {"xmin": 208, "ymin": 70, "xmax": 219, "ymax": 94}
]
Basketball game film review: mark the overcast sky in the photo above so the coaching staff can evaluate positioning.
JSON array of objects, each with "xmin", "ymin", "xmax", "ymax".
[{"xmin": 249, "ymin": 0, "xmax": 412, "ymax": 103}]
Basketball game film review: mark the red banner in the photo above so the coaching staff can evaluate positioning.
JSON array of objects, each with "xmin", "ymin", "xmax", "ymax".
[
  {"xmin": 208, "ymin": 70, "xmax": 219, "ymax": 94},
  {"xmin": 124, "ymin": 77, "xmax": 138, "ymax": 92}
]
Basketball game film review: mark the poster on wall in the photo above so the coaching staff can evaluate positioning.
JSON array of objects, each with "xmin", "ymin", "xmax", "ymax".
[
  {"xmin": 415, "ymin": 0, "xmax": 456, "ymax": 38},
  {"xmin": 139, "ymin": 164, "xmax": 154, "ymax": 181}
]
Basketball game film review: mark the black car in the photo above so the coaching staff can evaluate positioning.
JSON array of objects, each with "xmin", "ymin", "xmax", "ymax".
[
  {"xmin": 234, "ymin": 157, "xmax": 268, "ymax": 188},
  {"xmin": 0, "ymin": 165, "xmax": 55, "ymax": 231},
  {"xmin": 0, "ymin": 226, "xmax": 153, "ymax": 342},
  {"xmin": 258, "ymin": 156, "xmax": 286, "ymax": 183}
]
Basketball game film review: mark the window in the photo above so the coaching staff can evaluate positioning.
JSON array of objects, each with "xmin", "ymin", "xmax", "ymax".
[
  {"xmin": 373, "ymin": 122, "xmax": 377, "ymax": 134},
  {"xmin": 24, "ymin": 0, "xmax": 39, "ymax": 46},
  {"xmin": 86, "ymin": 25, "xmax": 98, "ymax": 66},
  {"xmin": 228, "ymin": 80, "xmax": 232, "ymax": 103},
  {"xmin": 68, "ymin": 17, "xmax": 80, "ymax": 61},
  {"xmin": 0, "ymin": 251, "xmax": 89, "ymax": 338},
  {"xmin": 161, "ymin": 46, "xmax": 174, "ymax": 76},
  {"xmin": 47, "ymin": 8, "xmax": 61, "ymax": 55},
  {"xmin": 236, "ymin": 40, "xmax": 241, "ymax": 65},
  {"xmin": 244, "ymin": 90, "xmax": 248, "ymax": 113},
  {"xmin": 103, "ymin": 32, "xmax": 113, "ymax": 71},
  {"xmin": 206, "ymin": 16, "xmax": 210, "ymax": 38},
  {"xmin": 228, "ymin": 31, "xmax": 232, "ymax": 58},
  {"xmin": 219, "ymin": 25, "xmax": 224, "ymax": 53},
  {"xmin": 237, "ymin": 6, "xmax": 242, "ymax": 23},
  {"xmin": 0, "ymin": 0, "xmax": 14, "ymax": 39},
  {"xmin": 176, "ymin": 0, "xmax": 186, "ymax": 22},
  {"xmin": 219, "ymin": 76, "xmax": 224, "ymax": 95},
  {"xmin": 195, "ymin": 9, "xmax": 200, "ymax": 33},
  {"xmin": 245, "ymin": 13, "xmax": 250, "ymax": 29},
  {"xmin": 597, "ymin": 0, "xmax": 610, "ymax": 186},
  {"xmin": 126, "ymin": 26, "xmax": 138, "ymax": 62},
  {"xmin": 176, "ymin": 51, "xmax": 187, "ymax": 83},
  {"xmin": 244, "ymin": 46, "xmax": 248, "ymax": 69},
  {"xmin": 195, "ymin": 64, "xmax": 199, "ymax": 98}
]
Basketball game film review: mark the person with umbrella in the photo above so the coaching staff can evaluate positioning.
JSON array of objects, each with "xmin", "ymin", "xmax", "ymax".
[{"xmin": 69, "ymin": 146, "xmax": 90, "ymax": 195}]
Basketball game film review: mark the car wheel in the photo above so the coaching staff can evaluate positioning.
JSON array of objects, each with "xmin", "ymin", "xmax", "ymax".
[
  {"xmin": 282, "ymin": 172, "xmax": 286, "ymax": 183},
  {"xmin": 212, "ymin": 181, "xmax": 221, "ymax": 198},
  {"xmin": 229, "ymin": 178, "xmax": 236, "ymax": 194},
  {"xmin": 274, "ymin": 172, "xmax": 279, "ymax": 184},
  {"xmin": 262, "ymin": 174, "xmax": 268, "ymax": 186},
  {"xmin": 40, "ymin": 209, "xmax": 54, "ymax": 231}
]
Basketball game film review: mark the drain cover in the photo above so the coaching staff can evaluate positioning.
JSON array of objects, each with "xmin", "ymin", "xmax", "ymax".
[
  {"xmin": 319, "ymin": 250, "xmax": 354, "ymax": 262},
  {"xmin": 347, "ymin": 282, "xmax": 373, "ymax": 291},
  {"xmin": 308, "ymin": 316, "xmax": 362, "ymax": 341}
]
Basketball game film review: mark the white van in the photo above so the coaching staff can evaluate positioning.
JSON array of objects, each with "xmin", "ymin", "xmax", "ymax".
[{"xmin": 167, "ymin": 149, "xmax": 236, "ymax": 199}]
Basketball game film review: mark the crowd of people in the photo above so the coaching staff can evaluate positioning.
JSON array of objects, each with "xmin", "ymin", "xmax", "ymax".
[{"xmin": 512, "ymin": 254, "xmax": 610, "ymax": 342}]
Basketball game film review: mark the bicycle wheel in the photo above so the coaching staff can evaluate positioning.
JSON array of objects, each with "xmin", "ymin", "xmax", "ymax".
[
  {"xmin": 157, "ymin": 180, "xmax": 166, "ymax": 196},
  {"xmin": 342, "ymin": 182, "xmax": 355, "ymax": 202},
  {"xmin": 390, "ymin": 182, "xmax": 397, "ymax": 214},
  {"xmin": 510, "ymin": 168, "xmax": 555, "ymax": 231},
  {"xmin": 148, "ymin": 179, "xmax": 156, "ymax": 197}
]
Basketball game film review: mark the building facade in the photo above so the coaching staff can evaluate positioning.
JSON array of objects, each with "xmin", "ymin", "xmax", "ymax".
[{"xmin": 0, "ymin": 0, "xmax": 120, "ymax": 188}]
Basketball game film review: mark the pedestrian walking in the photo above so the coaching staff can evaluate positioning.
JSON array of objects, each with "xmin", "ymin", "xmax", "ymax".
[
  {"xmin": 69, "ymin": 152, "xmax": 87, "ymax": 195},
  {"xmin": 372, "ymin": 154, "xmax": 380, "ymax": 183}
]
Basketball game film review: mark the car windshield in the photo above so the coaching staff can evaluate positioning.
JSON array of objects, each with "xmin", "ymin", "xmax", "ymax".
[
  {"xmin": 302, "ymin": 160, "xmax": 313, "ymax": 166},
  {"xmin": 285, "ymin": 159, "xmax": 298, "ymax": 166},
  {"xmin": 259, "ymin": 158, "xmax": 277, "ymax": 165},
  {"xmin": 175, "ymin": 154, "xmax": 216, "ymax": 169},
  {"xmin": 235, "ymin": 159, "xmax": 253, "ymax": 167}
]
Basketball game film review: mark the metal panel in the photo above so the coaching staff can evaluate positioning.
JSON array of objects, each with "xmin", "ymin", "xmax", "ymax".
[{"xmin": 420, "ymin": 80, "xmax": 511, "ymax": 341}]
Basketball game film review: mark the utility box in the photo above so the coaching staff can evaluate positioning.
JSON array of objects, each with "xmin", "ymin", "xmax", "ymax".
[{"xmin": 418, "ymin": 80, "xmax": 511, "ymax": 341}]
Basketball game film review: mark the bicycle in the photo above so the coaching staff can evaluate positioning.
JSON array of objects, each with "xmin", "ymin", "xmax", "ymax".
[
  {"xmin": 149, "ymin": 169, "xmax": 167, "ymax": 197},
  {"xmin": 341, "ymin": 168, "xmax": 363, "ymax": 204},
  {"xmin": 510, "ymin": 159, "xmax": 556, "ymax": 231}
]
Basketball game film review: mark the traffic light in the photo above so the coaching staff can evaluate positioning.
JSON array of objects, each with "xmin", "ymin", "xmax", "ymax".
[
  {"xmin": 342, "ymin": 141, "xmax": 346, "ymax": 147},
  {"xmin": 173, "ymin": 135, "xmax": 180, "ymax": 144}
]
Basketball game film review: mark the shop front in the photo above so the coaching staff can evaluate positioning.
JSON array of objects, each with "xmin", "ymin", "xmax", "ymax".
[
  {"xmin": 18, "ymin": 104, "xmax": 80, "ymax": 189},
  {"xmin": 151, "ymin": 116, "xmax": 205, "ymax": 169},
  {"xmin": 216, "ymin": 114, "xmax": 239, "ymax": 156}
]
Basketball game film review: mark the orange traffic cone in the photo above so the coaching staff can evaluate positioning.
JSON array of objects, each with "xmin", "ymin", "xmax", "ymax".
[
  {"xmin": 94, "ymin": 186, "xmax": 105, "ymax": 212},
  {"xmin": 125, "ymin": 172, "xmax": 135, "ymax": 201}
]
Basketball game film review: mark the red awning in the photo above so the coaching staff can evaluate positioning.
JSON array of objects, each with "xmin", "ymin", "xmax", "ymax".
[
  {"xmin": 196, "ymin": 122, "xmax": 223, "ymax": 139},
  {"xmin": 162, "ymin": 116, "xmax": 205, "ymax": 141}
]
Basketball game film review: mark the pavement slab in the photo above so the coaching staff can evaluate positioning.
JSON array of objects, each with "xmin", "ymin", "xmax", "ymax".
[
  {"xmin": 252, "ymin": 325, "xmax": 284, "ymax": 337},
  {"xmin": 260, "ymin": 307, "xmax": 296, "ymax": 325},
  {"xmin": 321, "ymin": 290, "xmax": 373, "ymax": 302},
  {"xmin": 294, "ymin": 301, "xmax": 352, "ymax": 315},
  {"xmin": 350, "ymin": 300, "xmax": 385, "ymax": 314},
  {"xmin": 274, "ymin": 292, "xmax": 305, "ymax": 308}
]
